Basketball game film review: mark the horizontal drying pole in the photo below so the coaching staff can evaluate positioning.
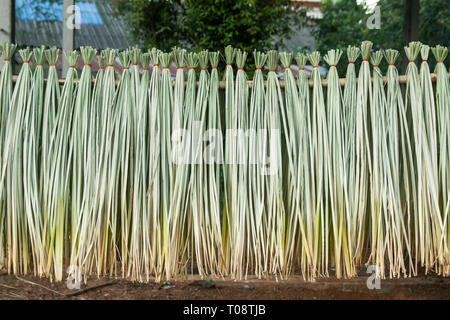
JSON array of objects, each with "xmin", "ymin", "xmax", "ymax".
[{"xmin": 11, "ymin": 72, "xmax": 447, "ymax": 88}]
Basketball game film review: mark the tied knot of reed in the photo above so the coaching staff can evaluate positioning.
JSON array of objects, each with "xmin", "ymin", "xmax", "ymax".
[{"xmin": 172, "ymin": 47, "xmax": 186, "ymax": 68}]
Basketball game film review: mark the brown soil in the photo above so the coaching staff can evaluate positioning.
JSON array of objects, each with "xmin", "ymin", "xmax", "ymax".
[{"xmin": 1, "ymin": 269, "xmax": 449, "ymax": 300}]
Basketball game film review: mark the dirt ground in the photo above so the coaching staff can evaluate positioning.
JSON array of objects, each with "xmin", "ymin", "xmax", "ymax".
[{"xmin": 1, "ymin": 268, "xmax": 449, "ymax": 300}]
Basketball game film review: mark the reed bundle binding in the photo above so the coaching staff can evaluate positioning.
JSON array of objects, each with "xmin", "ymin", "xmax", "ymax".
[{"xmin": 0, "ymin": 41, "xmax": 449, "ymax": 282}]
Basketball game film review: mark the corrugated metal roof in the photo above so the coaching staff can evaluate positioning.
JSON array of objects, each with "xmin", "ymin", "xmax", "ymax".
[
  {"xmin": 16, "ymin": 0, "xmax": 103, "ymax": 24},
  {"xmin": 15, "ymin": 0, "xmax": 134, "ymax": 50}
]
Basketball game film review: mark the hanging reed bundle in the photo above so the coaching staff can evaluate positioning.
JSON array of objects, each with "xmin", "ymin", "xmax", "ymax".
[
  {"xmin": 384, "ymin": 48, "xmax": 416, "ymax": 277},
  {"xmin": 405, "ymin": 41, "xmax": 442, "ymax": 273},
  {"xmin": 353, "ymin": 41, "xmax": 373, "ymax": 266},
  {"xmin": 295, "ymin": 52, "xmax": 314, "ymax": 280},
  {"xmin": 324, "ymin": 49, "xmax": 351, "ymax": 279},
  {"xmin": 88, "ymin": 51, "xmax": 105, "ymax": 181},
  {"xmin": 106, "ymin": 50, "xmax": 135, "ymax": 277},
  {"xmin": 207, "ymin": 51, "xmax": 225, "ymax": 276},
  {"xmin": 279, "ymin": 52, "xmax": 301, "ymax": 277},
  {"xmin": 370, "ymin": 51, "xmax": 407, "ymax": 278},
  {"xmin": 419, "ymin": 44, "xmax": 444, "ymax": 274},
  {"xmin": 264, "ymin": 50, "xmax": 285, "ymax": 278},
  {"xmin": 0, "ymin": 48, "xmax": 33, "ymax": 274},
  {"xmin": 342, "ymin": 46, "xmax": 360, "ymax": 277},
  {"xmin": 307, "ymin": 51, "xmax": 330, "ymax": 277},
  {"xmin": 75, "ymin": 48, "xmax": 118, "ymax": 279},
  {"xmin": 68, "ymin": 46, "xmax": 96, "ymax": 280},
  {"xmin": 0, "ymin": 43, "xmax": 16, "ymax": 268},
  {"xmin": 168, "ymin": 52, "xmax": 198, "ymax": 280},
  {"xmin": 147, "ymin": 48, "xmax": 163, "ymax": 279},
  {"xmin": 158, "ymin": 50, "xmax": 174, "ymax": 279},
  {"xmin": 41, "ymin": 47, "xmax": 60, "ymax": 203},
  {"xmin": 248, "ymin": 50, "xmax": 267, "ymax": 278},
  {"xmin": 44, "ymin": 50, "xmax": 79, "ymax": 281},
  {"xmin": 21, "ymin": 46, "xmax": 46, "ymax": 277},
  {"xmin": 130, "ymin": 51, "xmax": 151, "ymax": 281},
  {"xmin": 431, "ymin": 45, "xmax": 449, "ymax": 275},
  {"xmin": 189, "ymin": 50, "xmax": 213, "ymax": 276},
  {"xmin": 229, "ymin": 49, "xmax": 250, "ymax": 279},
  {"xmin": 223, "ymin": 45, "xmax": 236, "ymax": 271}
]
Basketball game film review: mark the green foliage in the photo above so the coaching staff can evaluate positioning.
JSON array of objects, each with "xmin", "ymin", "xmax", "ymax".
[
  {"xmin": 313, "ymin": 0, "xmax": 449, "ymax": 74},
  {"xmin": 112, "ymin": 0, "xmax": 306, "ymax": 54},
  {"xmin": 111, "ymin": 0, "xmax": 186, "ymax": 51}
]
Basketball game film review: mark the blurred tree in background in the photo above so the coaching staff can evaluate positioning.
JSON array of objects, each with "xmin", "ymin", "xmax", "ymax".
[
  {"xmin": 313, "ymin": 0, "xmax": 449, "ymax": 73},
  {"xmin": 112, "ymin": 0, "xmax": 306, "ymax": 53},
  {"xmin": 111, "ymin": 0, "xmax": 186, "ymax": 51}
]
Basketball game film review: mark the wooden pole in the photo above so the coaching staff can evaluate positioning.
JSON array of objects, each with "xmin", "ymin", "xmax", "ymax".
[
  {"xmin": 402, "ymin": 0, "xmax": 420, "ymax": 73},
  {"xmin": 12, "ymin": 73, "xmax": 447, "ymax": 88}
]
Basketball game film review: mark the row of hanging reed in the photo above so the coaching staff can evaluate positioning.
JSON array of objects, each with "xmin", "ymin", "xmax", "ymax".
[{"xmin": 0, "ymin": 41, "xmax": 448, "ymax": 283}]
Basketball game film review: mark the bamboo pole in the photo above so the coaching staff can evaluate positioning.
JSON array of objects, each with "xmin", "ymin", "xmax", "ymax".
[{"xmin": 11, "ymin": 72, "xmax": 447, "ymax": 88}]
